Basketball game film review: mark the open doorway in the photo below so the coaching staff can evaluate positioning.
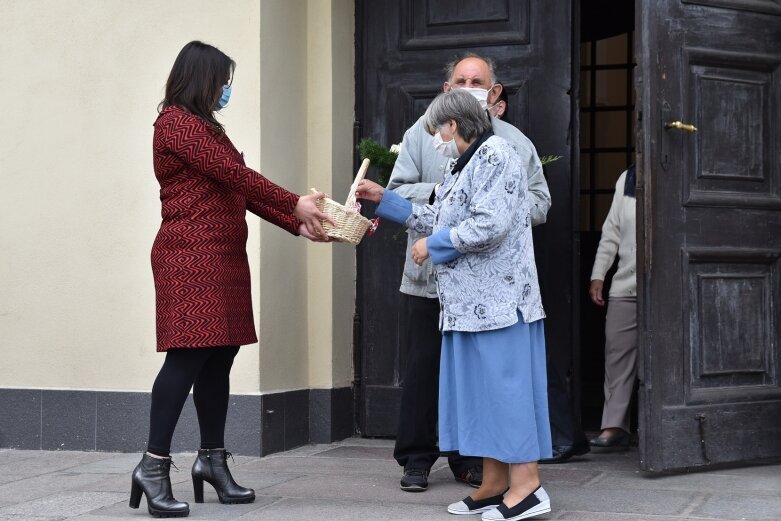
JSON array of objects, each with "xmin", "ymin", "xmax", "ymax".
[{"xmin": 578, "ymin": 3, "xmax": 636, "ymax": 433}]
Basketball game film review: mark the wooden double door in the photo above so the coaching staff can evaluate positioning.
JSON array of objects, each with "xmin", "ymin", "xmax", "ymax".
[{"xmin": 354, "ymin": 0, "xmax": 781, "ymax": 472}]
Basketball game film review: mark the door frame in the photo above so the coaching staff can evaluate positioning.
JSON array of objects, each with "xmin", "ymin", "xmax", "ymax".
[{"xmin": 352, "ymin": 0, "xmax": 584, "ymax": 436}]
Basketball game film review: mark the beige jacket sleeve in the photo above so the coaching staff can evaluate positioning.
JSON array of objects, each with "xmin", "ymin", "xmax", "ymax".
[{"xmin": 590, "ymin": 172, "xmax": 626, "ymax": 281}]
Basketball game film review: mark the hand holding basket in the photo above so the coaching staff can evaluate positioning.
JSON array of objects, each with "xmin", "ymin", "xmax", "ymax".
[{"xmin": 312, "ymin": 159, "xmax": 373, "ymax": 246}]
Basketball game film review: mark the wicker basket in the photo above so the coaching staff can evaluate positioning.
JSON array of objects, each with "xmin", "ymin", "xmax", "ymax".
[{"xmin": 313, "ymin": 158, "xmax": 372, "ymax": 246}]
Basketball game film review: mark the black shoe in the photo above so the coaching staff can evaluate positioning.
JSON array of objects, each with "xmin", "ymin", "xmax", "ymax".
[
  {"xmin": 448, "ymin": 490, "xmax": 507, "ymax": 515},
  {"xmin": 589, "ymin": 430, "xmax": 630, "ymax": 448},
  {"xmin": 400, "ymin": 468, "xmax": 429, "ymax": 492},
  {"xmin": 481, "ymin": 486, "xmax": 551, "ymax": 521},
  {"xmin": 454, "ymin": 466, "xmax": 483, "ymax": 488},
  {"xmin": 192, "ymin": 449, "xmax": 255, "ymax": 504},
  {"xmin": 129, "ymin": 454, "xmax": 190, "ymax": 518},
  {"xmin": 538, "ymin": 441, "xmax": 590, "ymax": 464}
]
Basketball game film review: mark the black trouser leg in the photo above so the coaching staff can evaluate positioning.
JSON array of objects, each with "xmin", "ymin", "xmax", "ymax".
[
  {"xmin": 393, "ymin": 295, "xmax": 480, "ymax": 474},
  {"xmin": 546, "ymin": 359, "xmax": 588, "ymax": 448},
  {"xmin": 147, "ymin": 346, "xmax": 237, "ymax": 455},
  {"xmin": 193, "ymin": 346, "xmax": 239, "ymax": 449}
]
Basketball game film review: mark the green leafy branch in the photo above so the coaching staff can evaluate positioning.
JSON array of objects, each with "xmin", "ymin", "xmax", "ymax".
[
  {"xmin": 358, "ymin": 138, "xmax": 399, "ymax": 187},
  {"xmin": 539, "ymin": 155, "xmax": 563, "ymax": 166}
]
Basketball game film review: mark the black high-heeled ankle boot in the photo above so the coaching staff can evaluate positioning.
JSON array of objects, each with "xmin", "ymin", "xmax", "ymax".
[
  {"xmin": 191, "ymin": 449, "xmax": 255, "ymax": 504},
  {"xmin": 129, "ymin": 453, "xmax": 190, "ymax": 518}
]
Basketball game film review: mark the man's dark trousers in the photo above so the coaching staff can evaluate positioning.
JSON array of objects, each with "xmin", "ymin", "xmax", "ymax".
[
  {"xmin": 393, "ymin": 294, "xmax": 480, "ymax": 474},
  {"xmin": 547, "ymin": 355, "xmax": 589, "ymax": 449}
]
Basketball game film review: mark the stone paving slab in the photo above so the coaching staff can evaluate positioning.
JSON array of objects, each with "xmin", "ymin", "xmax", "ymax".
[
  {"xmin": 75, "ymin": 495, "xmax": 280, "ymax": 520},
  {"xmin": 315, "ymin": 445, "xmax": 395, "ymax": 460},
  {"xmin": 597, "ymin": 469, "xmax": 781, "ymax": 496},
  {"xmin": 554, "ymin": 513, "xmax": 729, "ymax": 521},
  {"xmin": 543, "ymin": 483, "xmax": 700, "ymax": 517},
  {"xmin": 0, "ymin": 514, "xmax": 66, "ymax": 521},
  {"xmin": 0, "ymin": 492, "xmax": 127, "ymax": 518},
  {"xmin": 0, "ymin": 451, "xmax": 114, "ymax": 486},
  {"xmin": 0, "ymin": 472, "xmax": 111, "ymax": 508},
  {"xmin": 233, "ymin": 497, "xmax": 450, "ymax": 521},
  {"xmin": 0, "ymin": 449, "xmax": 44, "ymax": 464},
  {"xmin": 694, "ymin": 494, "xmax": 781, "ymax": 521},
  {"xmin": 237, "ymin": 453, "xmax": 402, "ymax": 476},
  {"xmin": 255, "ymin": 472, "xmax": 468, "ymax": 507}
]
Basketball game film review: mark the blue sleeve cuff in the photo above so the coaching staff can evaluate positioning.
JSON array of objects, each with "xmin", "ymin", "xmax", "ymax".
[
  {"xmin": 376, "ymin": 188, "xmax": 413, "ymax": 224},
  {"xmin": 427, "ymin": 228, "xmax": 461, "ymax": 264}
]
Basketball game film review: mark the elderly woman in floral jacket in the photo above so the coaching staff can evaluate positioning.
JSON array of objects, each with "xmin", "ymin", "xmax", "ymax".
[{"xmin": 356, "ymin": 89, "xmax": 552, "ymax": 521}]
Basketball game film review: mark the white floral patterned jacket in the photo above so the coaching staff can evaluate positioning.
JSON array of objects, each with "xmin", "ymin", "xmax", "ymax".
[{"xmin": 406, "ymin": 134, "xmax": 546, "ymax": 332}]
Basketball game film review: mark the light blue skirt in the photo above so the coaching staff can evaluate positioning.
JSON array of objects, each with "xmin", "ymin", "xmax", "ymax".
[{"xmin": 439, "ymin": 316, "xmax": 552, "ymax": 463}]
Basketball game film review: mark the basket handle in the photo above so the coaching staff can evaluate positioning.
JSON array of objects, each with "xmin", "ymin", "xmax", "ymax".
[{"xmin": 344, "ymin": 158, "xmax": 371, "ymax": 208}]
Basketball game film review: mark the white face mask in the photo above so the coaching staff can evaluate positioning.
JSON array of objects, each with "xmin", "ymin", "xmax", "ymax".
[
  {"xmin": 459, "ymin": 86, "xmax": 491, "ymax": 109},
  {"xmin": 432, "ymin": 131, "xmax": 460, "ymax": 159}
]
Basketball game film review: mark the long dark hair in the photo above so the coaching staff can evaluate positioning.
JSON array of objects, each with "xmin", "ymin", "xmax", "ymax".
[{"xmin": 159, "ymin": 41, "xmax": 235, "ymax": 133}]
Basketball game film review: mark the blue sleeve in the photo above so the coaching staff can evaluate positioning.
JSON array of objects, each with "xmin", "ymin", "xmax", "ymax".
[
  {"xmin": 427, "ymin": 228, "xmax": 461, "ymax": 265},
  {"xmin": 376, "ymin": 188, "xmax": 413, "ymax": 224}
]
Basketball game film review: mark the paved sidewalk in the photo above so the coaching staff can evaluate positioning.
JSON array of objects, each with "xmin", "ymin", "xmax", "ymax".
[{"xmin": 0, "ymin": 438, "xmax": 779, "ymax": 521}]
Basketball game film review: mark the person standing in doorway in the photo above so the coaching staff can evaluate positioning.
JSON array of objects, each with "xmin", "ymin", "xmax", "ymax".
[
  {"xmin": 386, "ymin": 53, "xmax": 553, "ymax": 492},
  {"xmin": 129, "ymin": 41, "xmax": 332, "ymax": 518},
  {"xmin": 589, "ymin": 165, "xmax": 637, "ymax": 449}
]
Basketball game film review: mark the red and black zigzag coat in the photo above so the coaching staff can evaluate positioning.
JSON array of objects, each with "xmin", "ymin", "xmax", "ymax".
[{"xmin": 151, "ymin": 105, "xmax": 300, "ymax": 351}]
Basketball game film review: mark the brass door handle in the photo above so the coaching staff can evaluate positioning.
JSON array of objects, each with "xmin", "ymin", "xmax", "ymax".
[{"xmin": 665, "ymin": 121, "xmax": 697, "ymax": 132}]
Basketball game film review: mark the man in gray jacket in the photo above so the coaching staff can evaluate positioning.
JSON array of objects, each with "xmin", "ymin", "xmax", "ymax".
[{"xmin": 389, "ymin": 53, "xmax": 552, "ymax": 492}]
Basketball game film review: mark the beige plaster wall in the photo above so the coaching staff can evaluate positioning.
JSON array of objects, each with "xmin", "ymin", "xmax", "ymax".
[
  {"xmin": 257, "ymin": 0, "xmax": 311, "ymax": 392},
  {"xmin": 260, "ymin": 0, "xmax": 355, "ymax": 392},
  {"xmin": 0, "ymin": 0, "xmax": 260, "ymax": 393},
  {"xmin": 0, "ymin": 0, "xmax": 355, "ymax": 395}
]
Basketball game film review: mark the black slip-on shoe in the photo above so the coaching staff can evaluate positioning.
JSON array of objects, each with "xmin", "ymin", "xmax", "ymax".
[
  {"xmin": 448, "ymin": 491, "xmax": 506, "ymax": 515},
  {"xmin": 454, "ymin": 466, "xmax": 483, "ymax": 488},
  {"xmin": 538, "ymin": 441, "xmax": 590, "ymax": 464},
  {"xmin": 400, "ymin": 468, "xmax": 429, "ymax": 492},
  {"xmin": 481, "ymin": 486, "xmax": 551, "ymax": 521}
]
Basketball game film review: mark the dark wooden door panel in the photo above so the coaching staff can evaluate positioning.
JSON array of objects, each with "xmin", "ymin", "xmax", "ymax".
[
  {"xmin": 637, "ymin": 0, "xmax": 781, "ymax": 471},
  {"xmin": 356, "ymin": 0, "xmax": 573, "ymax": 436}
]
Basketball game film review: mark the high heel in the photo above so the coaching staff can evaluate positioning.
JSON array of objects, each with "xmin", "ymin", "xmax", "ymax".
[
  {"xmin": 191, "ymin": 449, "xmax": 255, "ymax": 504},
  {"xmin": 129, "ymin": 480, "xmax": 143, "ymax": 509},
  {"xmin": 192, "ymin": 476, "xmax": 204, "ymax": 503},
  {"xmin": 129, "ymin": 453, "xmax": 190, "ymax": 518}
]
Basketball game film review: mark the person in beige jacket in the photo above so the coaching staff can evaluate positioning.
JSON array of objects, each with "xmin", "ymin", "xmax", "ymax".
[{"xmin": 589, "ymin": 166, "xmax": 637, "ymax": 448}]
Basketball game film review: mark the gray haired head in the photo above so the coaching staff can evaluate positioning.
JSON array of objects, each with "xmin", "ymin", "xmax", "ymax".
[
  {"xmin": 424, "ymin": 89, "xmax": 492, "ymax": 142},
  {"xmin": 443, "ymin": 53, "xmax": 497, "ymax": 84}
]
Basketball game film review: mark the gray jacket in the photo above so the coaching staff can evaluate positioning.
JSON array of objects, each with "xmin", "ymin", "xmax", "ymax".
[
  {"xmin": 405, "ymin": 135, "xmax": 546, "ymax": 331},
  {"xmin": 387, "ymin": 115, "xmax": 551, "ymax": 298}
]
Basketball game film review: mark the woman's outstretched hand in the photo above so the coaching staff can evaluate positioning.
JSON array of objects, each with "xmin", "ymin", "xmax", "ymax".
[
  {"xmin": 298, "ymin": 223, "xmax": 332, "ymax": 242},
  {"xmin": 411, "ymin": 238, "xmax": 429, "ymax": 265},
  {"xmin": 295, "ymin": 192, "xmax": 336, "ymax": 240},
  {"xmin": 355, "ymin": 180, "xmax": 384, "ymax": 203}
]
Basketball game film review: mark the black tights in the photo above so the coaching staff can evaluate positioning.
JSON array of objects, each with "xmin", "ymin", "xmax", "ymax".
[{"xmin": 147, "ymin": 346, "xmax": 240, "ymax": 456}]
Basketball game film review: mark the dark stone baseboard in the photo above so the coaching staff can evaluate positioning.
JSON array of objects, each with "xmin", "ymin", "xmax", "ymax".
[{"xmin": 0, "ymin": 386, "xmax": 354, "ymax": 457}]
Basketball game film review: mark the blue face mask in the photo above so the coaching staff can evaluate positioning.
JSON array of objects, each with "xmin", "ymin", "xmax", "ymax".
[{"xmin": 215, "ymin": 84, "xmax": 231, "ymax": 110}]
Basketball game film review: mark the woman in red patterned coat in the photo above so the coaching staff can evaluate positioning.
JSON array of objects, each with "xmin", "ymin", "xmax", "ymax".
[{"xmin": 129, "ymin": 41, "xmax": 332, "ymax": 518}]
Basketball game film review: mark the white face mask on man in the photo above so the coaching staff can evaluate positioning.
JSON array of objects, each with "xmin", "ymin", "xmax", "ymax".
[
  {"xmin": 454, "ymin": 85, "xmax": 499, "ymax": 112},
  {"xmin": 432, "ymin": 130, "xmax": 460, "ymax": 159},
  {"xmin": 459, "ymin": 87, "xmax": 489, "ymax": 109}
]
